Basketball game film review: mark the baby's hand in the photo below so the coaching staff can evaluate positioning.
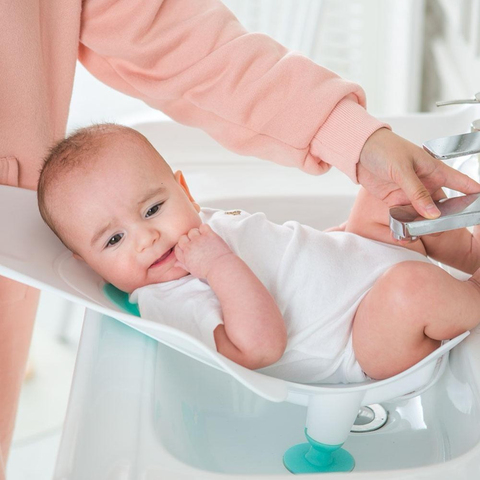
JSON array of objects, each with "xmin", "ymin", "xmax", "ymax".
[{"xmin": 174, "ymin": 224, "xmax": 234, "ymax": 279}]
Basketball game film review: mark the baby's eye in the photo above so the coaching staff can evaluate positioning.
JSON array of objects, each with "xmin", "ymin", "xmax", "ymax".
[
  {"xmin": 145, "ymin": 203, "xmax": 163, "ymax": 218},
  {"xmin": 106, "ymin": 233, "xmax": 123, "ymax": 247}
]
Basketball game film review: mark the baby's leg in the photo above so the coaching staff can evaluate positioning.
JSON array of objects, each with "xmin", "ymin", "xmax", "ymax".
[{"xmin": 353, "ymin": 261, "xmax": 480, "ymax": 380}]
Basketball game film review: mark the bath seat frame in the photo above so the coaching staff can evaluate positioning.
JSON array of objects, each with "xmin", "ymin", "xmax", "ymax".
[{"xmin": 103, "ymin": 283, "xmax": 468, "ymax": 472}]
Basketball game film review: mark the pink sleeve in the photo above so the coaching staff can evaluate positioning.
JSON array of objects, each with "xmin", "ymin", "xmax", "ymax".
[{"xmin": 79, "ymin": 0, "xmax": 388, "ymax": 182}]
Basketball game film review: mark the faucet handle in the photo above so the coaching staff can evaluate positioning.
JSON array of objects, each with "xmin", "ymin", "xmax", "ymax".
[
  {"xmin": 435, "ymin": 92, "xmax": 480, "ymax": 107},
  {"xmin": 423, "ymin": 130, "xmax": 480, "ymax": 160},
  {"xmin": 390, "ymin": 193, "xmax": 480, "ymax": 240}
]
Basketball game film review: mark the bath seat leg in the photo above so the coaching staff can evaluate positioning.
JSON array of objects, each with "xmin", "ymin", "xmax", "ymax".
[{"xmin": 283, "ymin": 393, "xmax": 364, "ymax": 474}]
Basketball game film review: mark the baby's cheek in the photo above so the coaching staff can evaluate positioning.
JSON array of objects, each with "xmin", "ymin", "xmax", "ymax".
[{"xmin": 103, "ymin": 262, "xmax": 138, "ymax": 292}]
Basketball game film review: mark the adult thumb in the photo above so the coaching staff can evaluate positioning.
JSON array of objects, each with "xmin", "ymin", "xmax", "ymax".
[{"xmin": 400, "ymin": 170, "xmax": 440, "ymax": 219}]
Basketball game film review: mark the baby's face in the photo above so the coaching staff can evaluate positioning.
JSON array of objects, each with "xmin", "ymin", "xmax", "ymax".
[{"xmin": 50, "ymin": 139, "xmax": 202, "ymax": 293}]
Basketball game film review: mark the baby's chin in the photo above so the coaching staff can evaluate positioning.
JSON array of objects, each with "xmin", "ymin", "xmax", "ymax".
[{"xmin": 120, "ymin": 267, "xmax": 191, "ymax": 294}]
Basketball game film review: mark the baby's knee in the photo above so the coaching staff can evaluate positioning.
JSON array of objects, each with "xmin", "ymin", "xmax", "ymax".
[{"xmin": 377, "ymin": 261, "xmax": 437, "ymax": 318}]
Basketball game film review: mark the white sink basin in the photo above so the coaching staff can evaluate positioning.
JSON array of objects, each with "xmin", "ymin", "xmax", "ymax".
[
  {"xmin": 55, "ymin": 192, "xmax": 480, "ymax": 480},
  {"xmin": 54, "ymin": 108, "xmax": 480, "ymax": 478},
  {"xmin": 55, "ymin": 310, "xmax": 480, "ymax": 479}
]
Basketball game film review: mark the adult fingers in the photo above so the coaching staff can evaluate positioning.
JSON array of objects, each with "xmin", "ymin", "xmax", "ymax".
[
  {"xmin": 395, "ymin": 167, "xmax": 440, "ymax": 219},
  {"xmin": 436, "ymin": 161, "xmax": 480, "ymax": 195}
]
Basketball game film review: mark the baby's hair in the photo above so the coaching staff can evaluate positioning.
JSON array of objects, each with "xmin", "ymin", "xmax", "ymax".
[{"xmin": 37, "ymin": 123, "xmax": 160, "ymax": 252}]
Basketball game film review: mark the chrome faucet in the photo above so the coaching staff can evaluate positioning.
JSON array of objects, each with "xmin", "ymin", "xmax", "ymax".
[
  {"xmin": 390, "ymin": 93, "xmax": 480, "ymax": 241},
  {"xmin": 390, "ymin": 193, "xmax": 480, "ymax": 241},
  {"xmin": 423, "ymin": 129, "xmax": 480, "ymax": 161}
]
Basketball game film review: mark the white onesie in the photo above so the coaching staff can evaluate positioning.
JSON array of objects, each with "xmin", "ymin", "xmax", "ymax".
[{"xmin": 130, "ymin": 208, "xmax": 430, "ymax": 384}]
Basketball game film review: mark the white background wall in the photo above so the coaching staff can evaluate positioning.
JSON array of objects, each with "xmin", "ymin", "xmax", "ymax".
[{"xmin": 422, "ymin": 0, "xmax": 480, "ymax": 111}]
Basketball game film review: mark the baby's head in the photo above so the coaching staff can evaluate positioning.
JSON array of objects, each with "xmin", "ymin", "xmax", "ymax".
[{"xmin": 38, "ymin": 124, "xmax": 202, "ymax": 293}]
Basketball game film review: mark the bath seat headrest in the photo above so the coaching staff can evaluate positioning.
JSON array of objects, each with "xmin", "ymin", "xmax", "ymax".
[{"xmin": 103, "ymin": 283, "xmax": 141, "ymax": 317}]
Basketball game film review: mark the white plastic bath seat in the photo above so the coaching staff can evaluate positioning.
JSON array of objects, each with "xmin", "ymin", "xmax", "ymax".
[
  {"xmin": 0, "ymin": 184, "xmax": 470, "ymax": 475},
  {"xmin": 103, "ymin": 283, "xmax": 468, "ymax": 474},
  {"xmin": 282, "ymin": 333, "xmax": 467, "ymax": 473}
]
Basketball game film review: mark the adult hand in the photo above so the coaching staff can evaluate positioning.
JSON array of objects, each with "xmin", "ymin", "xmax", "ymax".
[{"xmin": 357, "ymin": 128, "xmax": 480, "ymax": 219}]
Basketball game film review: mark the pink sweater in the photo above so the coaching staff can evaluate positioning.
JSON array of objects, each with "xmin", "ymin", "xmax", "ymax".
[{"xmin": 1, "ymin": 0, "xmax": 383, "ymax": 192}]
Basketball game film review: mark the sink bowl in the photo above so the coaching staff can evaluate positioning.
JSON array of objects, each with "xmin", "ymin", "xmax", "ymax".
[
  {"xmin": 53, "ymin": 108, "xmax": 480, "ymax": 478},
  {"xmin": 54, "ymin": 190, "xmax": 480, "ymax": 480}
]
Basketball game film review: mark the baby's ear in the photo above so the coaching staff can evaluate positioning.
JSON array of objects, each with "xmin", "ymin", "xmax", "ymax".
[
  {"xmin": 72, "ymin": 253, "xmax": 85, "ymax": 262},
  {"xmin": 175, "ymin": 170, "xmax": 201, "ymax": 212}
]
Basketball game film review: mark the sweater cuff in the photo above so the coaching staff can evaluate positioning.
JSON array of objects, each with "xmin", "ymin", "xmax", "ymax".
[{"xmin": 308, "ymin": 97, "xmax": 390, "ymax": 183}]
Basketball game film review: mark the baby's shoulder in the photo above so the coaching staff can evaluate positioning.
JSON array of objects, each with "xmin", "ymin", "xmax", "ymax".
[
  {"xmin": 200, "ymin": 207, "xmax": 254, "ymax": 232},
  {"xmin": 200, "ymin": 207, "xmax": 249, "ymax": 223}
]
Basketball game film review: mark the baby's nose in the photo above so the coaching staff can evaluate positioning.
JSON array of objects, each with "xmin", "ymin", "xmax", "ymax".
[{"xmin": 136, "ymin": 227, "xmax": 160, "ymax": 251}]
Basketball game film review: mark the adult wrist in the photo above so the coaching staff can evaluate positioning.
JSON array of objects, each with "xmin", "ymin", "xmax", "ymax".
[{"xmin": 309, "ymin": 97, "xmax": 390, "ymax": 182}]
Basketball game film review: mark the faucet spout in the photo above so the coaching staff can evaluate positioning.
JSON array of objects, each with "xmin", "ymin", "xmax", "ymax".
[
  {"xmin": 423, "ymin": 130, "xmax": 480, "ymax": 160},
  {"xmin": 389, "ymin": 193, "xmax": 480, "ymax": 240}
]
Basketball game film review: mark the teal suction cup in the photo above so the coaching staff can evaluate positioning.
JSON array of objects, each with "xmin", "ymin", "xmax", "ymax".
[{"xmin": 283, "ymin": 429, "xmax": 354, "ymax": 474}]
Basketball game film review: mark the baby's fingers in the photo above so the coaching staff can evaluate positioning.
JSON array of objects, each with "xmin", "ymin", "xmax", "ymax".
[
  {"xmin": 174, "ymin": 260, "xmax": 188, "ymax": 271},
  {"xmin": 199, "ymin": 223, "xmax": 212, "ymax": 234},
  {"xmin": 174, "ymin": 243, "xmax": 184, "ymax": 259},
  {"xmin": 187, "ymin": 228, "xmax": 201, "ymax": 240},
  {"xmin": 177, "ymin": 234, "xmax": 190, "ymax": 248},
  {"xmin": 174, "ymin": 244, "xmax": 187, "ymax": 269}
]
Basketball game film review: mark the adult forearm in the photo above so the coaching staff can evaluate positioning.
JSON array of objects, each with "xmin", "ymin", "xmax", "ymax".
[{"xmin": 79, "ymin": 0, "xmax": 383, "ymax": 178}]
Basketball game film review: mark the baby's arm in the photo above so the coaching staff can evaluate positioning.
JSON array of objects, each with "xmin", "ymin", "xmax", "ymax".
[{"xmin": 174, "ymin": 224, "xmax": 287, "ymax": 369}]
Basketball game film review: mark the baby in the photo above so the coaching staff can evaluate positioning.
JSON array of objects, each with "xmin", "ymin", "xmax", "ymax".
[{"xmin": 37, "ymin": 124, "xmax": 480, "ymax": 384}]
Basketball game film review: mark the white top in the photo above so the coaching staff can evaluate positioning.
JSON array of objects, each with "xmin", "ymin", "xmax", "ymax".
[{"xmin": 130, "ymin": 208, "xmax": 429, "ymax": 383}]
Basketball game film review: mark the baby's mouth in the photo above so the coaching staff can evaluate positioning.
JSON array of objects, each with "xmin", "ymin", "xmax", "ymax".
[{"xmin": 150, "ymin": 247, "xmax": 174, "ymax": 268}]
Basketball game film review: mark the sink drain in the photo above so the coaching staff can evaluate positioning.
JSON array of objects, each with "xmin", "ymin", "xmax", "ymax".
[{"xmin": 350, "ymin": 404, "xmax": 388, "ymax": 433}]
